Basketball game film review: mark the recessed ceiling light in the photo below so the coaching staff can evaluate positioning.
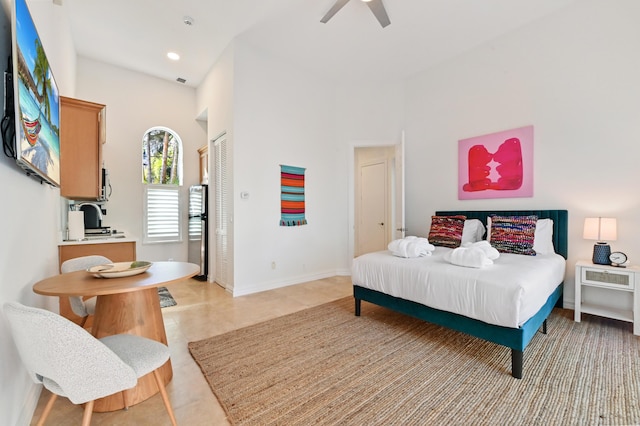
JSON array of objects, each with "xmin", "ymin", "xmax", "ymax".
[
  {"xmin": 167, "ymin": 52, "xmax": 180, "ymax": 61},
  {"xmin": 183, "ymin": 16, "xmax": 194, "ymax": 26}
]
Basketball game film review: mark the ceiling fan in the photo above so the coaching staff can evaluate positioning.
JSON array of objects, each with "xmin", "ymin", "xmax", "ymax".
[{"xmin": 321, "ymin": 0, "xmax": 391, "ymax": 28}]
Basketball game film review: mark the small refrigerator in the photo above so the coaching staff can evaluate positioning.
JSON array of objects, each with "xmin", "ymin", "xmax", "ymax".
[{"xmin": 188, "ymin": 184, "xmax": 208, "ymax": 281}]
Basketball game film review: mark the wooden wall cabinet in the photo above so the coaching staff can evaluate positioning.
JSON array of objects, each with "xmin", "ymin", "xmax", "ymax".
[
  {"xmin": 58, "ymin": 241, "xmax": 136, "ymax": 324},
  {"xmin": 198, "ymin": 144, "xmax": 209, "ymax": 184},
  {"xmin": 60, "ymin": 96, "xmax": 106, "ymax": 200}
]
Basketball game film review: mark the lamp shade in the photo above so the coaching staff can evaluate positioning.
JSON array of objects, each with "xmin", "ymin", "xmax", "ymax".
[{"xmin": 583, "ymin": 217, "xmax": 617, "ymax": 242}]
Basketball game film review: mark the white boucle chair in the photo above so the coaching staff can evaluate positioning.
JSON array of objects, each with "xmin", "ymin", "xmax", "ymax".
[
  {"xmin": 60, "ymin": 255, "xmax": 111, "ymax": 327},
  {"xmin": 3, "ymin": 302, "xmax": 177, "ymax": 426}
]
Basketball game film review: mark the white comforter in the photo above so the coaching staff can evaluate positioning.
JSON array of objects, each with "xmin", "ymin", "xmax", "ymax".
[{"xmin": 352, "ymin": 247, "xmax": 566, "ymax": 328}]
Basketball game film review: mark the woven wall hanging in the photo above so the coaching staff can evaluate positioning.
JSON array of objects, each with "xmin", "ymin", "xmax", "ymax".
[{"xmin": 280, "ymin": 165, "xmax": 307, "ymax": 226}]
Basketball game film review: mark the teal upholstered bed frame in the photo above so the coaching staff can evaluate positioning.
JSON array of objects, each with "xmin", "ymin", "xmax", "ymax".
[{"xmin": 353, "ymin": 209, "xmax": 568, "ymax": 379}]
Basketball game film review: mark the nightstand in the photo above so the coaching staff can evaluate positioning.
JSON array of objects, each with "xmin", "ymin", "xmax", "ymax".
[{"xmin": 574, "ymin": 260, "xmax": 640, "ymax": 335}]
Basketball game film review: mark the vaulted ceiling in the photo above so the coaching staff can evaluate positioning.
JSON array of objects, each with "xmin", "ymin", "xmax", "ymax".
[{"xmin": 60, "ymin": 0, "xmax": 577, "ymax": 87}]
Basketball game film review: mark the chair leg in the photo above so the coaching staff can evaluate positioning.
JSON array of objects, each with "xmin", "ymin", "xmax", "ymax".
[
  {"xmin": 81, "ymin": 400, "xmax": 94, "ymax": 426},
  {"xmin": 36, "ymin": 393, "xmax": 58, "ymax": 426},
  {"xmin": 79, "ymin": 316, "xmax": 88, "ymax": 328},
  {"xmin": 153, "ymin": 369, "xmax": 177, "ymax": 426}
]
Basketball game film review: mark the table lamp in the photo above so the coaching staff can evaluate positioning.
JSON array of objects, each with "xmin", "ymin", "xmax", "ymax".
[{"xmin": 583, "ymin": 217, "xmax": 617, "ymax": 265}]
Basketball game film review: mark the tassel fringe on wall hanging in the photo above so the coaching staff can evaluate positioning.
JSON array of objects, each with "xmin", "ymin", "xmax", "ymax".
[{"xmin": 280, "ymin": 165, "xmax": 307, "ymax": 226}]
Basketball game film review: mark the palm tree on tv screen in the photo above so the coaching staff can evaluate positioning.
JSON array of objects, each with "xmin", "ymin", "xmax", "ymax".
[{"xmin": 32, "ymin": 38, "xmax": 52, "ymax": 123}]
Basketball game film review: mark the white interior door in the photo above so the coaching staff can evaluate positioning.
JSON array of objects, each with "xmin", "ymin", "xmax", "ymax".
[
  {"xmin": 358, "ymin": 160, "xmax": 388, "ymax": 255},
  {"xmin": 352, "ymin": 138, "xmax": 405, "ymax": 260}
]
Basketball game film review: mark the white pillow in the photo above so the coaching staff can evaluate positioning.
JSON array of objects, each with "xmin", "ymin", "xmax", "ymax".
[
  {"xmin": 461, "ymin": 219, "xmax": 486, "ymax": 244},
  {"xmin": 533, "ymin": 218, "xmax": 554, "ymax": 255},
  {"xmin": 486, "ymin": 217, "xmax": 555, "ymax": 254}
]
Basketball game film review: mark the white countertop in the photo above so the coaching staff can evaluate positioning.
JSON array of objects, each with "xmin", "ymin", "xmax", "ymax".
[{"xmin": 59, "ymin": 236, "xmax": 138, "ymax": 246}]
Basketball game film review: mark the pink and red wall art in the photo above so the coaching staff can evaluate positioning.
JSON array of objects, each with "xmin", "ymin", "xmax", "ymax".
[{"xmin": 458, "ymin": 125, "xmax": 533, "ymax": 200}]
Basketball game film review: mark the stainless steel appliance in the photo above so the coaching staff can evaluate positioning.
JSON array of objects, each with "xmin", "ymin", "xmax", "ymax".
[
  {"xmin": 188, "ymin": 184, "xmax": 208, "ymax": 280},
  {"xmin": 100, "ymin": 168, "xmax": 111, "ymax": 201}
]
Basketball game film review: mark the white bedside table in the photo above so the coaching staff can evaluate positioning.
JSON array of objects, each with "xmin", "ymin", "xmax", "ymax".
[{"xmin": 574, "ymin": 260, "xmax": 640, "ymax": 335}]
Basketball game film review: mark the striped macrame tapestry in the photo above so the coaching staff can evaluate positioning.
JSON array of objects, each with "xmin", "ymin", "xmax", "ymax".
[{"xmin": 280, "ymin": 165, "xmax": 307, "ymax": 226}]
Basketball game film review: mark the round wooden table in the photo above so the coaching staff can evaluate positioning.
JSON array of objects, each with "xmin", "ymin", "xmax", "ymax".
[{"xmin": 33, "ymin": 261, "xmax": 199, "ymax": 412}]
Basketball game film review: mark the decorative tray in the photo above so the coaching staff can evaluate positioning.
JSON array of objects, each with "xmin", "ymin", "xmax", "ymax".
[{"xmin": 87, "ymin": 261, "xmax": 152, "ymax": 278}]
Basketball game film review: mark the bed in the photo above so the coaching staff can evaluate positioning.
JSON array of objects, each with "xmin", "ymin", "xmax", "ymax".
[{"xmin": 352, "ymin": 209, "xmax": 568, "ymax": 379}]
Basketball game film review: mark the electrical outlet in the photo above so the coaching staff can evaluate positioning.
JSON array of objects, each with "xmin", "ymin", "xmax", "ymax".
[{"xmin": 271, "ymin": 261, "xmax": 276, "ymax": 270}]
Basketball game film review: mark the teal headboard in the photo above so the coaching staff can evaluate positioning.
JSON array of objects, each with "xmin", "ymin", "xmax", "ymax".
[{"xmin": 435, "ymin": 209, "xmax": 569, "ymax": 259}]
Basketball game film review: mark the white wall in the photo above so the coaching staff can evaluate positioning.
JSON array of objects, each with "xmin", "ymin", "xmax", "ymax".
[
  {"xmin": 0, "ymin": 1, "xmax": 75, "ymax": 424},
  {"xmin": 75, "ymin": 57, "xmax": 207, "ymax": 262},
  {"xmin": 230, "ymin": 41, "xmax": 347, "ymax": 295},
  {"xmin": 195, "ymin": 42, "xmax": 236, "ymax": 289},
  {"xmin": 28, "ymin": 0, "xmax": 75, "ymax": 96},
  {"xmin": 334, "ymin": 82, "xmax": 405, "ymax": 142},
  {"xmin": 334, "ymin": 81, "xmax": 405, "ymax": 262},
  {"xmin": 197, "ymin": 40, "xmax": 406, "ymax": 296},
  {"xmin": 403, "ymin": 0, "xmax": 640, "ymax": 306},
  {"xmin": 197, "ymin": 42, "xmax": 406, "ymax": 296}
]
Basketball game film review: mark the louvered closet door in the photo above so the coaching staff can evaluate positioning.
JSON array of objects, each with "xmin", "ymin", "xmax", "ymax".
[{"xmin": 214, "ymin": 134, "xmax": 229, "ymax": 289}]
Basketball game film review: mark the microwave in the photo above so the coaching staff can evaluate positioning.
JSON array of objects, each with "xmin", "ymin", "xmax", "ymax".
[{"xmin": 100, "ymin": 168, "xmax": 111, "ymax": 201}]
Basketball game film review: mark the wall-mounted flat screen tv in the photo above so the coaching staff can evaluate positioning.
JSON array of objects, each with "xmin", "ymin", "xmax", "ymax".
[{"xmin": 10, "ymin": 0, "xmax": 60, "ymax": 186}]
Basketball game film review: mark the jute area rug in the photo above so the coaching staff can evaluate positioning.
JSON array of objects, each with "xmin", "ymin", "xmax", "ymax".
[{"xmin": 188, "ymin": 297, "xmax": 640, "ymax": 425}]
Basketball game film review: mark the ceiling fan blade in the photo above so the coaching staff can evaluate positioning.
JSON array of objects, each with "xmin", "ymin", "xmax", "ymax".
[
  {"xmin": 366, "ymin": 0, "xmax": 391, "ymax": 28},
  {"xmin": 320, "ymin": 0, "xmax": 351, "ymax": 24}
]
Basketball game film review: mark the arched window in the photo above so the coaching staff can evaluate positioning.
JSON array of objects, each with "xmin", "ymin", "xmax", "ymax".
[
  {"xmin": 142, "ymin": 127, "xmax": 183, "ymax": 243},
  {"xmin": 142, "ymin": 127, "xmax": 183, "ymax": 184}
]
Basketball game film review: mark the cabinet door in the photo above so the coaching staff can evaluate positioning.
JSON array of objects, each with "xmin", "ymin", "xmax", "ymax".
[
  {"xmin": 198, "ymin": 144, "xmax": 209, "ymax": 184},
  {"xmin": 58, "ymin": 242, "xmax": 136, "ymax": 268},
  {"xmin": 60, "ymin": 96, "xmax": 106, "ymax": 199}
]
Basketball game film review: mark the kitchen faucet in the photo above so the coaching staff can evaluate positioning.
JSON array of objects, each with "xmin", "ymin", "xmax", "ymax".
[{"xmin": 74, "ymin": 203, "xmax": 103, "ymax": 220}]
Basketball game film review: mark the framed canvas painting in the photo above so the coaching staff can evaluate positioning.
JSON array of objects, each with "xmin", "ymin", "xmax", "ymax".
[{"xmin": 458, "ymin": 125, "xmax": 533, "ymax": 200}]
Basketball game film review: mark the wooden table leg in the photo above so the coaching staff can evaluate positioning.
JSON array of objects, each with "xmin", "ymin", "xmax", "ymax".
[{"xmin": 90, "ymin": 288, "xmax": 173, "ymax": 412}]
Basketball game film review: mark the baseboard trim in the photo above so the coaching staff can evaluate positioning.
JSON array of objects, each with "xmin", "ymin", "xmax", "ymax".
[{"xmin": 233, "ymin": 270, "xmax": 350, "ymax": 297}]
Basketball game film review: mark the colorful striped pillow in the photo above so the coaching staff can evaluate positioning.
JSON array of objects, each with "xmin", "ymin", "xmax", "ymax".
[
  {"xmin": 489, "ymin": 215, "xmax": 538, "ymax": 255},
  {"xmin": 428, "ymin": 215, "xmax": 466, "ymax": 248}
]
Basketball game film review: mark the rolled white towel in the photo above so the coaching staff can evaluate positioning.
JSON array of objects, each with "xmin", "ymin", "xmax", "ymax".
[
  {"xmin": 406, "ymin": 241, "xmax": 429, "ymax": 258},
  {"xmin": 388, "ymin": 237, "xmax": 435, "ymax": 258},
  {"xmin": 444, "ymin": 246, "xmax": 494, "ymax": 268},
  {"xmin": 462, "ymin": 240, "xmax": 500, "ymax": 260},
  {"xmin": 388, "ymin": 239, "xmax": 415, "ymax": 258},
  {"xmin": 388, "ymin": 238, "xmax": 404, "ymax": 253}
]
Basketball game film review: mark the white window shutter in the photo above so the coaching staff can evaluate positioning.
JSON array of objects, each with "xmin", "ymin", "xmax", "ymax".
[{"xmin": 144, "ymin": 185, "xmax": 181, "ymax": 243}]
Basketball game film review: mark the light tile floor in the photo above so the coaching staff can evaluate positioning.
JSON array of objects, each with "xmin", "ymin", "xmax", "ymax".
[{"xmin": 30, "ymin": 276, "xmax": 353, "ymax": 425}]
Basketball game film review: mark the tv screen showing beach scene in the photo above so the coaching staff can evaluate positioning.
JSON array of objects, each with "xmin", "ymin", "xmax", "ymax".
[{"xmin": 11, "ymin": 0, "xmax": 60, "ymax": 186}]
